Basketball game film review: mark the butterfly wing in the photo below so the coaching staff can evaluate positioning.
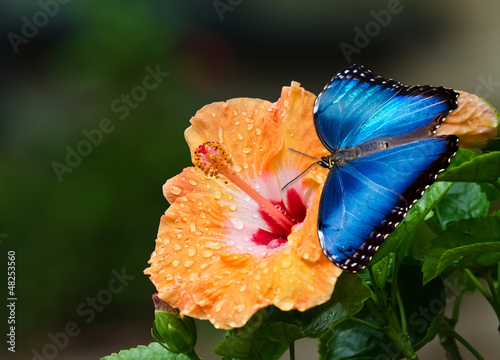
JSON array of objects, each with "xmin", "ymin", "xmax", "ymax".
[
  {"xmin": 317, "ymin": 136, "xmax": 458, "ymax": 272},
  {"xmin": 313, "ymin": 65, "xmax": 458, "ymax": 151}
]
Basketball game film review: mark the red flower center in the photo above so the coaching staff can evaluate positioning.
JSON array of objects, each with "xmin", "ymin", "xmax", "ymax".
[
  {"xmin": 253, "ymin": 188, "xmax": 307, "ymax": 249},
  {"xmin": 194, "ymin": 141, "xmax": 308, "ymax": 250}
]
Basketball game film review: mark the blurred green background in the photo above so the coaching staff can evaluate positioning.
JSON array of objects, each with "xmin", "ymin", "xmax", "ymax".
[{"xmin": 1, "ymin": 1, "xmax": 499, "ymax": 359}]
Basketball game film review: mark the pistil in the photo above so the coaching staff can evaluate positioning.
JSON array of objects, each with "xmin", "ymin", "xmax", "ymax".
[{"xmin": 194, "ymin": 142, "xmax": 294, "ymax": 233}]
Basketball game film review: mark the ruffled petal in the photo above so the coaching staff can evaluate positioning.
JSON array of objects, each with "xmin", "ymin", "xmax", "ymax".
[{"xmin": 437, "ymin": 90, "xmax": 499, "ymax": 148}]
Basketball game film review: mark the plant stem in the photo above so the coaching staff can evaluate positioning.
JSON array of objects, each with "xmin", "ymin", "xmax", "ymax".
[
  {"xmin": 396, "ymin": 289, "xmax": 408, "ymax": 334},
  {"xmin": 185, "ymin": 351, "xmax": 202, "ymax": 360},
  {"xmin": 441, "ymin": 321, "xmax": 485, "ymax": 360},
  {"xmin": 465, "ymin": 269, "xmax": 500, "ymax": 323},
  {"xmin": 289, "ymin": 341, "xmax": 295, "ymax": 360},
  {"xmin": 349, "ymin": 317, "xmax": 384, "ymax": 332},
  {"xmin": 383, "ymin": 327, "xmax": 419, "ymax": 360},
  {"xmin": 450, "ymin": 288, "xmax": 465, "ymax": 328}
]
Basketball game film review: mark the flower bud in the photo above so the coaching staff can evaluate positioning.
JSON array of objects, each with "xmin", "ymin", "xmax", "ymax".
[
  {"xmin": 152, "ymin": 294, "xmax": 197, "ymax": 354},
  {"xmin": 436, "ymin": 90, "xmax": 499, "ymax": 148}
]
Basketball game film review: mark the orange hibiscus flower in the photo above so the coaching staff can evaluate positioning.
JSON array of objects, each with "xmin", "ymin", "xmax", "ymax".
[{"xmin": 145, "ymin": 82, "xmax": 342, "ymax": 329}]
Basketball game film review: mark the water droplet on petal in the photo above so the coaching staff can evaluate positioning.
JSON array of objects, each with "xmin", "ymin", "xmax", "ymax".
[
  {"xmin": 188, "ymin": 179, "xmax": 198, "ymax": 186},
  {"xmin": 170, "ymin": 186, "xmax": 182, "ymax": 195},
  {"xmin": 166, "ymin": 274, "xmax": 174, "ymax": 281},
  {"xmin": 255, "ymin": 128, "xmax": 262, "ymax": 135},
  {"xmin": 188, "ymin": 248, "xmax": 196, "ymax": 257},
  {"xmin": 280, "ymin": 257, "xmax": 291, "ymax": 269},
  {"xmin": 232, "ymin": 109, "xmax": 238, "ymax": 116},
  {"xmin": 214, "ymin": 190, "xmax": 222, "ymax": 199},
  {"xmin": 230, "ymin": 217, "xmax": 244, "ymax": 230},
  {"xmin": 202, "ymin": 250, "xmax": 213, "ymax": 258},
  {"xmin": 243, "ymin": 147, "xmax": 252, "ymax": 154},
  {"xmin": 247, "ymin": 123, "xmax": 254, "ymax": 131},
  {"xmin": 237, "ymin": 133, "xmax": 243, "ymax": 141},
  {"xmin": 173, "ymin": 244, "xmax": 182, "ymax": 251},
  {"xmin": 184, "ymin": 260, "xmax": 194, "ymax": 268},
  {"xmin": 172, "ymin": 259, "xmax": 181, "ymax": 267},
  {"xmin": 234, "ymin": 164, "xmax": 242, "ymax": 172}
]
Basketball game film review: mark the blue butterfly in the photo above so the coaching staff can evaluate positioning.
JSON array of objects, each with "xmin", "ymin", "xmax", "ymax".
[{"xmin": 313, "ymin": 65, "xmax": 458, "ymax": 272}]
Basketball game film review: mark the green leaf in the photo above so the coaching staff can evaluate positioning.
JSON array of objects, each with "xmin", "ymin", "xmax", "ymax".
[
  {"xmin": 479, "ymin": 183, "xmax": 500, "ymax": 201},
  {"xmin": 299, "ymin": 273, "xmax": 372, "ymax": 337},
  {"xmin": 370, "ymin": 254, "xmax": 396, "ymax": 292},
  {"xmin": 432, "ymin": 182, "xmax": 489, "ymax": 231},
  {"xmin": 373, "ymin": 181, "xmax": 454, "ymax": 265},
  {"xmin": 214, "ymin": 308, "xmax": 271, "ymax": 359},
  {"xmin": 446, "ymin": 149, "xmax": 478, "ymax": 170},
  {"xmin": 253, "ymin": 339, "xmax": 288, "ymax": 360},
  {"xmin": 484, "ymin": 138, "xmax": 500, "ymax": 152},
  {"xmin": 437, "ymin": 242, "xmax": 500, "ymax": 275},
  {"xmin": 319, "ymin": 311, "xmax": 385, "ymax": 360},
  {"xmin": 101, "ymin": 342, "xmax": 192, "ymax": 360},
  {"xmin": 422, "ymin": 213, "xmax": 500, "ymax": 284},
  {"xmin": 438, "ymin": 151, "xmax": 500, "ymax": 183},
  {"xmin": 257, "ymin": 322, "xmax": 305, "ymax": 343}
]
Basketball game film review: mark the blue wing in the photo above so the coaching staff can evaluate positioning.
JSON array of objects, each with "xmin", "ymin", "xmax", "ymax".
[
  {"xmin": 317, "ymin": 136, "xmax": 457, "ymax": 272},
  {"xmin": 313, "ymin": 65, "xmax": 458, "ymax": 151}
]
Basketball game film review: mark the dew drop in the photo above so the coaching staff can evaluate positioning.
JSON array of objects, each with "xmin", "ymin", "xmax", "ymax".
[
  {"xmin": 255, "ymin": 128, "xmax": 262, "ymax": 135},
  {"xmin": 173, "ymin": 244, "xmax": 182, "ymax": 251},
  {"xmin": 234, "ymin": 164, "xmax": 242, "ymax": 172},
  {"xmin": 188, "ymin": 179, "xmax": 198, "ymax": 186},
  {"xmin": 243, "ymin": 162, "xmax": 249, "ymax": 169},
  {"xmin": 169, "ymin": 186, "xmax": 182, "ymax": 195},
  {"xmin": 232, "ymin": 109, "xmax": 238, "ymax": 116},
  {"xmin": 230, "ymin": 217, "xmax": 244, "ymax": 230},
  {"xmin": 280, "ymin": 257, "xmax": 291, "ymax": 269},
  {"xmin": 202, "ymin": 250, "xmax": 214, "ymax": 258},
  {"xmin": 247, "ymin": 123, "xmax": 254, "ymax": 131},
  {"xmin": 214, "ymin": 190, "xmax": 222, "ymax": 199},
  {"xmin": 229, "ymin": 205, "xmax": 236, "ymax": 211},
  {"xmin": 237, "ymin": 133, "xmax": 243, "ymax": 141},
  {"xmin": 235, "ymin": 304, "xmax": 246, "ymax": 313},
  {"xmin": 189, "ymin": 223, "xmax": 196, "ymax": 233},
  {"xmin": 278, "ymin": 298, "xmax": 294, "ymax": 311},
  {"xmin": 166, "ymin": 274, "xmax": 174, "ymax": 281},
  {"xmin": 243, "ymin": 147, "xmax": 252, "ymax": 154},
  {"xmin": 172, "ymin": 259, "xmax": 181, "ymax": 267},
  {"xmin": 184, "ymin": 260, "xmax": 194, "ymax": 268},
  {"xmin": 188, "ymin": 248, "xmax": 196, "ymax": 257}
]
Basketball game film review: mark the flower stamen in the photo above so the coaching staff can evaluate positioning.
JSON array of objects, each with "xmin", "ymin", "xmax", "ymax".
[{"xmin": 194, "ymin": 142, "xmax": 295, "ymax": 233}]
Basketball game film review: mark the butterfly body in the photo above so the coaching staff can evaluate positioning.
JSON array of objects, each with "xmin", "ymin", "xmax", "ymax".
[{"xmin": 314, "ymin": 65, "xmax": 458, "ymax": 273}]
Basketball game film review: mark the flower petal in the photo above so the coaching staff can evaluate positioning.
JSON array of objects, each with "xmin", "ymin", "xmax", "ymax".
[
  {"xmin": 185, "ymin": 98, "xmax": 283, "ymax": 186},
  {"xmin": 146, "ymin": 84, "xmax": 343, "ymax": 330},
  {"xmin": 436, "ymin": 90, "xmax": 499, "ymax": 148}
]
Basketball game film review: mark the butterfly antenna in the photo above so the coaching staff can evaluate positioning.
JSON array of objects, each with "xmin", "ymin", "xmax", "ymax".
[
  {"xmin": 281, "ymin": 148, "xmax": 324, "ymax": 191},
  {"xmin": 287, "ymin": 148, "xmax": 321, "ymax": 161},
  {"xmin": 281, "ymin": 161, "xmax": 320, "ymax": 191}
]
